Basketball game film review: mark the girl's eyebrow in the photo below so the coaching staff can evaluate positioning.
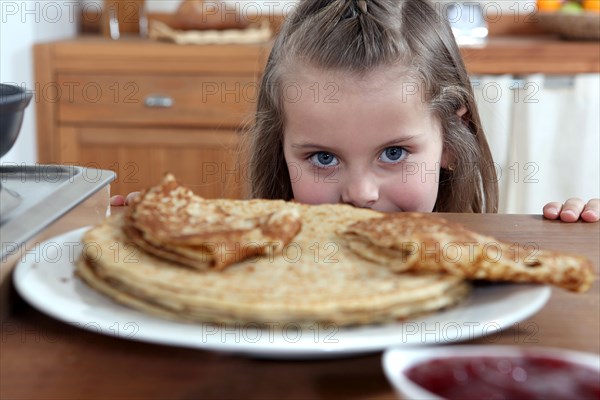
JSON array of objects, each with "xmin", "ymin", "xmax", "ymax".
[
  {"xmin": 289, "ymin": 142, "xmax": 336, "ymax": 151},
  {"xmin": 377, "ymin": 134, "xmax": 422, "ymax": 147}
]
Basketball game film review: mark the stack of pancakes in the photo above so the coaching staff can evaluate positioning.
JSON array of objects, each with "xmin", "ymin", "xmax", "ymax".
[{"xmin": 75, "ymin": 175, "xmax": 594, "ymax": 327}]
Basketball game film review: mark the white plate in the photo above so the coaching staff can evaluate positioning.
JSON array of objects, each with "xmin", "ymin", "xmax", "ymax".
[{"xmin": 13, "ymin": 228, "xmax": 552, "ymax": 359}]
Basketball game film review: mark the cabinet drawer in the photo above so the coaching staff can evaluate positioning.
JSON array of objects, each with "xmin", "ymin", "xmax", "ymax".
[{"xmin": 57, "ymin": 74, "xmax": 258, "ymax": 127}]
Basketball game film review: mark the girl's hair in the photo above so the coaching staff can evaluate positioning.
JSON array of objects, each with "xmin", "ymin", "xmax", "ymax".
[{"xmin": 246, "ymin": 0, "xmax": 498, "ymax": 213}]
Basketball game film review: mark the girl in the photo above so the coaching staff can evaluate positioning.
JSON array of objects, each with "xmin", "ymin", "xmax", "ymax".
[{"xmin": 112, "ymin": 0, "xmax": 599, "ymax": 222}]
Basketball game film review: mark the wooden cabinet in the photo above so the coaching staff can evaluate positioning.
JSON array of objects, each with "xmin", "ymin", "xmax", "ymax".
[
  {"xmin": 35, "ymin": 36, "xmax": 599, "ymax": 200},
  {"xmin": 56, "ymin": 126, "xmax": 244, "ymax": 198},
  {"xmin": 35, "ymin": 38, "xmax": 269, "ymax": 198}
]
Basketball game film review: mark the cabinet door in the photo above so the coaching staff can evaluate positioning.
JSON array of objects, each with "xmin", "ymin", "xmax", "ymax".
[{"xmin": 57, "ymin": 127, "xmax": 248, "ymax": 199}]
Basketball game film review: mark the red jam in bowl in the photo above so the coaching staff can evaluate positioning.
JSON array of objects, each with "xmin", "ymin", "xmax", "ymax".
[{"xmin": 405, "ymin": 355, "xmax": 600, "ymax": 400}]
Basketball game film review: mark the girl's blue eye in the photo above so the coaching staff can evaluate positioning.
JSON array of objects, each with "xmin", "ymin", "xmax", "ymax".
[
  {"xmin": 380, "ymin": 147, "xmax": 407, "ymax": 163},
  {"xmin": 309, "ymin": 152, "xmax": 339, "ymax": 168}
]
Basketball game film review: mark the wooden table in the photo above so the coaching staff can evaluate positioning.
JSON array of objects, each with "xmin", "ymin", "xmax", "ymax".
[{"xmin": 1, "ymin": 210, "xmax": 599, "ymax": 400}]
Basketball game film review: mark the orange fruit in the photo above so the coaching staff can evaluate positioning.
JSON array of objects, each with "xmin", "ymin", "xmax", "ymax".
[
  {"xmin": 583, "ymin": 0, "xmax": 600, "ymax": 11},
  {"xmin": 537, "ymin": 0, "xmax": 562, "ymax": 11}
]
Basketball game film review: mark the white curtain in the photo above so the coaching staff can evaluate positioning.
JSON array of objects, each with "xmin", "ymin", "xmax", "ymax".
[{"xmin": 473, "ymin": 74, "xmax": 600, "ymax": 214}]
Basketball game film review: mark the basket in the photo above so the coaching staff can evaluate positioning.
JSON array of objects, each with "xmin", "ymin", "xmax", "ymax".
[{"xmin": 537, "ymin": 12, "xmax": 600, "ymax": 40}]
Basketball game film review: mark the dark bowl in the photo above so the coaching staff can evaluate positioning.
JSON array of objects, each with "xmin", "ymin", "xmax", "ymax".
[{"xmin": 1, "ymin": 84, "xmax": 33, "ymax": 158}]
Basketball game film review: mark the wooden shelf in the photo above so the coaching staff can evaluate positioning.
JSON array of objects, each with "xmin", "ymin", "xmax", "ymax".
[
  {"xmin": 41, "ymin": 33, "xmax": 599, "ymax": 75},
  {"xmin": 462, "ymin": 35, "xmax": 600, "ymax": 75}
]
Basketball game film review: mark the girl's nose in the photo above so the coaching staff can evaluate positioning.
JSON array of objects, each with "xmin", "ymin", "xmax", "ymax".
[{"xmin": 341, "ymin": 174, "xmax": 379, "ymax": 208}]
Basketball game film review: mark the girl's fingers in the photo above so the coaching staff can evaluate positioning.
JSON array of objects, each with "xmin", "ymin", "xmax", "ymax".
[
  {"xmin": 560, "ymin": 198, "xmax": 585, "ymax": 222},
  {"xmin": 543, "ymin": 201, "xmax": 563, "ymax": 220},
  {"xmin": 125, "ymin": 192, "xmax": 141, "ymax": 205},
  {"xmin": 110, "ymin": 192, "xmax": 140, "ymax": 207},
  {"xmin": 581, "ymin": 199, "xmax": 600, "ymax": 222},
  {"xmin": 110, "ymin": 195, "xmax": 126, "ymax": 206}
]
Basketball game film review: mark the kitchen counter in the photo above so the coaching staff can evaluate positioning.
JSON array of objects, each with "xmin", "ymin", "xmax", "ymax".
[
  {"xmin": 40, "ymin": 33, "xmax": 600, "ymax": 75},
  {"xmin": 461, "ymin": 35, "xmax": 600, "ymax": 75},
  {"xmin": 1, "ymin": 209, "xmax": 598, "ymax": 399},
  {"xmin": 100, "ymin": 9, "xmax": 600, "ymax": 74}
]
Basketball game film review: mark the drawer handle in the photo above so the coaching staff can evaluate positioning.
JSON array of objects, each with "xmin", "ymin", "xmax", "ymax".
[{"xmin": 144, "ymin": 95, "xmax": 174, "ymax": 108}]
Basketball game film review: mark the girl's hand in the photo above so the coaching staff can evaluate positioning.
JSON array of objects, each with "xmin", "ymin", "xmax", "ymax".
[
  {"xmin": 543, "ymin": 198, "xmax": 600, "ymax": 222},
  {"xmin": 110, "ymin": 192, "xmax": 140, "ymax": 207}
]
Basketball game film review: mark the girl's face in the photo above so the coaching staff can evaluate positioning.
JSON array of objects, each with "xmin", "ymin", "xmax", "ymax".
[{"xmin": 282, "ymin": 67, "xmax": 446, "ymax": 212}]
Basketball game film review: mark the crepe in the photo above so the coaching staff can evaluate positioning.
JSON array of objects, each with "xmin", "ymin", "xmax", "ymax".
[
  {"xmin": 340, "ymin": 213, "xmax": 595, "ymax": 292},
  {"xmin": 76, "ymin": 176, "xmax": 594, "ymax": 327},
  {"xmin": 76, "ymin": 210, "xmax": 469, "ymax": 326},
  {"xmin": 126, "ymin": 174, "xmax": 302, "ymax": 270}
]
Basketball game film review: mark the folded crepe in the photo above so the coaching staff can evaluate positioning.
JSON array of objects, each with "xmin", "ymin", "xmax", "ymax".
[
  {"xmin": 340, "ymin": 213, "xmax": 595, "ymax": 292},
  {"xmin": 126, "ymin": 174, "xmax": 302, "ymax": 270}
]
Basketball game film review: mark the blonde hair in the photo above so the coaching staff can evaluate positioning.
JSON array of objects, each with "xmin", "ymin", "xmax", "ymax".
[{"xmin": 246, "ymin": 0, "xmax": 498, "ymax": 213}]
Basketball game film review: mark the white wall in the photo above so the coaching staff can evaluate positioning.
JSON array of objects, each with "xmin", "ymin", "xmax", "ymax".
[{"xmin": 0, "ymin": 0, "xmax": 77, "ymax": 164}]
